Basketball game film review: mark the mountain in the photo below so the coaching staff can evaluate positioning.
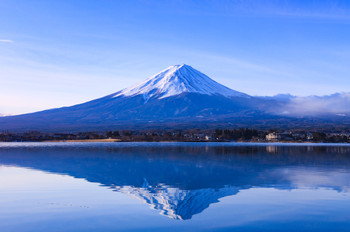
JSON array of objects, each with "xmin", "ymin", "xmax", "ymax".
[
  {"xmin": 114, "ymin": 64, "xmax": 248, "ymax": 100},
  {"xmin": 0, "ymin": 64, "xmax": 349, "ymax": 132}
]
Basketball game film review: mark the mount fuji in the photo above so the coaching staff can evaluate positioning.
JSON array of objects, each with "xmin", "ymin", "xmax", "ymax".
[
  {"xmin": 0, "ymin": 64, "xmax": 349, "ymax": 132},
  {"xmin": 113, "ymin": 64, "xmax": 248, "ymax": 100}
]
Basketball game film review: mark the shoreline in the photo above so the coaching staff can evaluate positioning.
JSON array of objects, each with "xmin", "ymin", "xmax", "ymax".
[
  {"xmin": 0, "ymin": 140, "xmax": 349, "ymax": 145},
  {"xmin": 42, "ymin": 138, "xmax": 121, "ymax": 143}
]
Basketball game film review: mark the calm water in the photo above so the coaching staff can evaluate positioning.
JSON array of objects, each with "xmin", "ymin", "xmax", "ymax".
[{"xmin": 1, "ymin": 142, "xmax": 350, "ymax": 231}]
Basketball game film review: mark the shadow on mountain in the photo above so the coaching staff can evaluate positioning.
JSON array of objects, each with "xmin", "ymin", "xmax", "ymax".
[{"xmin": 1, "ymin": 143, "xmax": 350, "ymax": 219}]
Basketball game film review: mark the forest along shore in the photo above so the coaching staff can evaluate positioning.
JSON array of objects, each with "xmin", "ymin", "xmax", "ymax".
[{"xmin": 1, "ymin": 129, "xmax": 350, "ymax": 143}]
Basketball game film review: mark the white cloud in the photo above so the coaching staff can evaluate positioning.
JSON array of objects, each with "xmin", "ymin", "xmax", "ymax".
[
  {"xmin": 0, "ymin": 39, "xmax": 13, "ymax": 43},
  {"xmin": 282, "ymin": 93, "xmax": 350, "ymax": 116}
]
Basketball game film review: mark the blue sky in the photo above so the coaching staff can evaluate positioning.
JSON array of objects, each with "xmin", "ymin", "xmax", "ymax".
[{"xmin": 0, "ymin": 0, "xmax": 350, "ymax": 114}]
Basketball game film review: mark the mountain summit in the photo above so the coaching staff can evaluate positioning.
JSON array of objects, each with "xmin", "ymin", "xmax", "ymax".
[{"xmin": 113, "ymin": 64, "xmax": 248, "ymax": 100}]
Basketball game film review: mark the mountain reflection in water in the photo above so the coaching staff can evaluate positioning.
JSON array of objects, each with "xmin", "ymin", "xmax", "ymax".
[{"xmin": 1, "ymin": 143, "xmax": 350, "ymax": 220}]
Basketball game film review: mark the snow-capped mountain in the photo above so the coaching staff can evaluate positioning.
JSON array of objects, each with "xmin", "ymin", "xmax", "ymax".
[
  {"xmin": 113, "ymin": 182, "xmax": 239, "ymax": 220},
  {"xmin": 113, "ymin": 64, "xmax": 248, "ymax": 100},
  {"xmin": 0, "ymin": 64, "xmax": 267, "ymax": 131},
  {"xmin": 0, "ymin": 64, "xmax": 349, "ymax": 132}
]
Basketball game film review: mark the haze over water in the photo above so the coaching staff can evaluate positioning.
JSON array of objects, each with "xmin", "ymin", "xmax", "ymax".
[{"xmin": 0, "ymin": 142, "xmax": 350, "ymax": 231}]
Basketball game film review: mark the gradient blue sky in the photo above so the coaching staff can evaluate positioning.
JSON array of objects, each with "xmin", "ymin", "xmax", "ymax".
[{"xmin": 1, "ymin": 0, "xmax": 350, "ymax": 114}]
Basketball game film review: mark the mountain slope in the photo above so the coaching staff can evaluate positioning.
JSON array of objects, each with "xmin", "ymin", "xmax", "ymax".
[{"xmin": 0, "ymin": 93, "xmax": 269, "ymax": 131}]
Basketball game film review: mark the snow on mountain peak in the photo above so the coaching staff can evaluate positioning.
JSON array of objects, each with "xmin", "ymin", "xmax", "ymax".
[
  {"xmin": 113, "ymin": 64, "xmax": 248, "ymax": 100},
  {"xmin": 112, "ymin": 183, "xmax": 239, "ymax": 220}
]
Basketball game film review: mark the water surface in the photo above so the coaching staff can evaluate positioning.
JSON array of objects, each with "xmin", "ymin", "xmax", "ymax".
[{"xmin": 1, "ymin": 142, "xmax": 350, "ymax": 231}]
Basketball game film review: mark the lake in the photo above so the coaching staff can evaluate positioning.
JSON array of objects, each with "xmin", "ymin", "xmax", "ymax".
[{"xmin": 1, "ymin": 142, "xmax": 350, "ymax": 231}]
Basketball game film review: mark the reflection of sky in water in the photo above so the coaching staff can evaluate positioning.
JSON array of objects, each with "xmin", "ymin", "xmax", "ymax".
[
  {"xmin": 1, "ymin": 143, "xmax": 350, "ymax": 231},
  {"xmin": 274, "ymin": 167, "xmax": 350, "ymax": 192}
]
